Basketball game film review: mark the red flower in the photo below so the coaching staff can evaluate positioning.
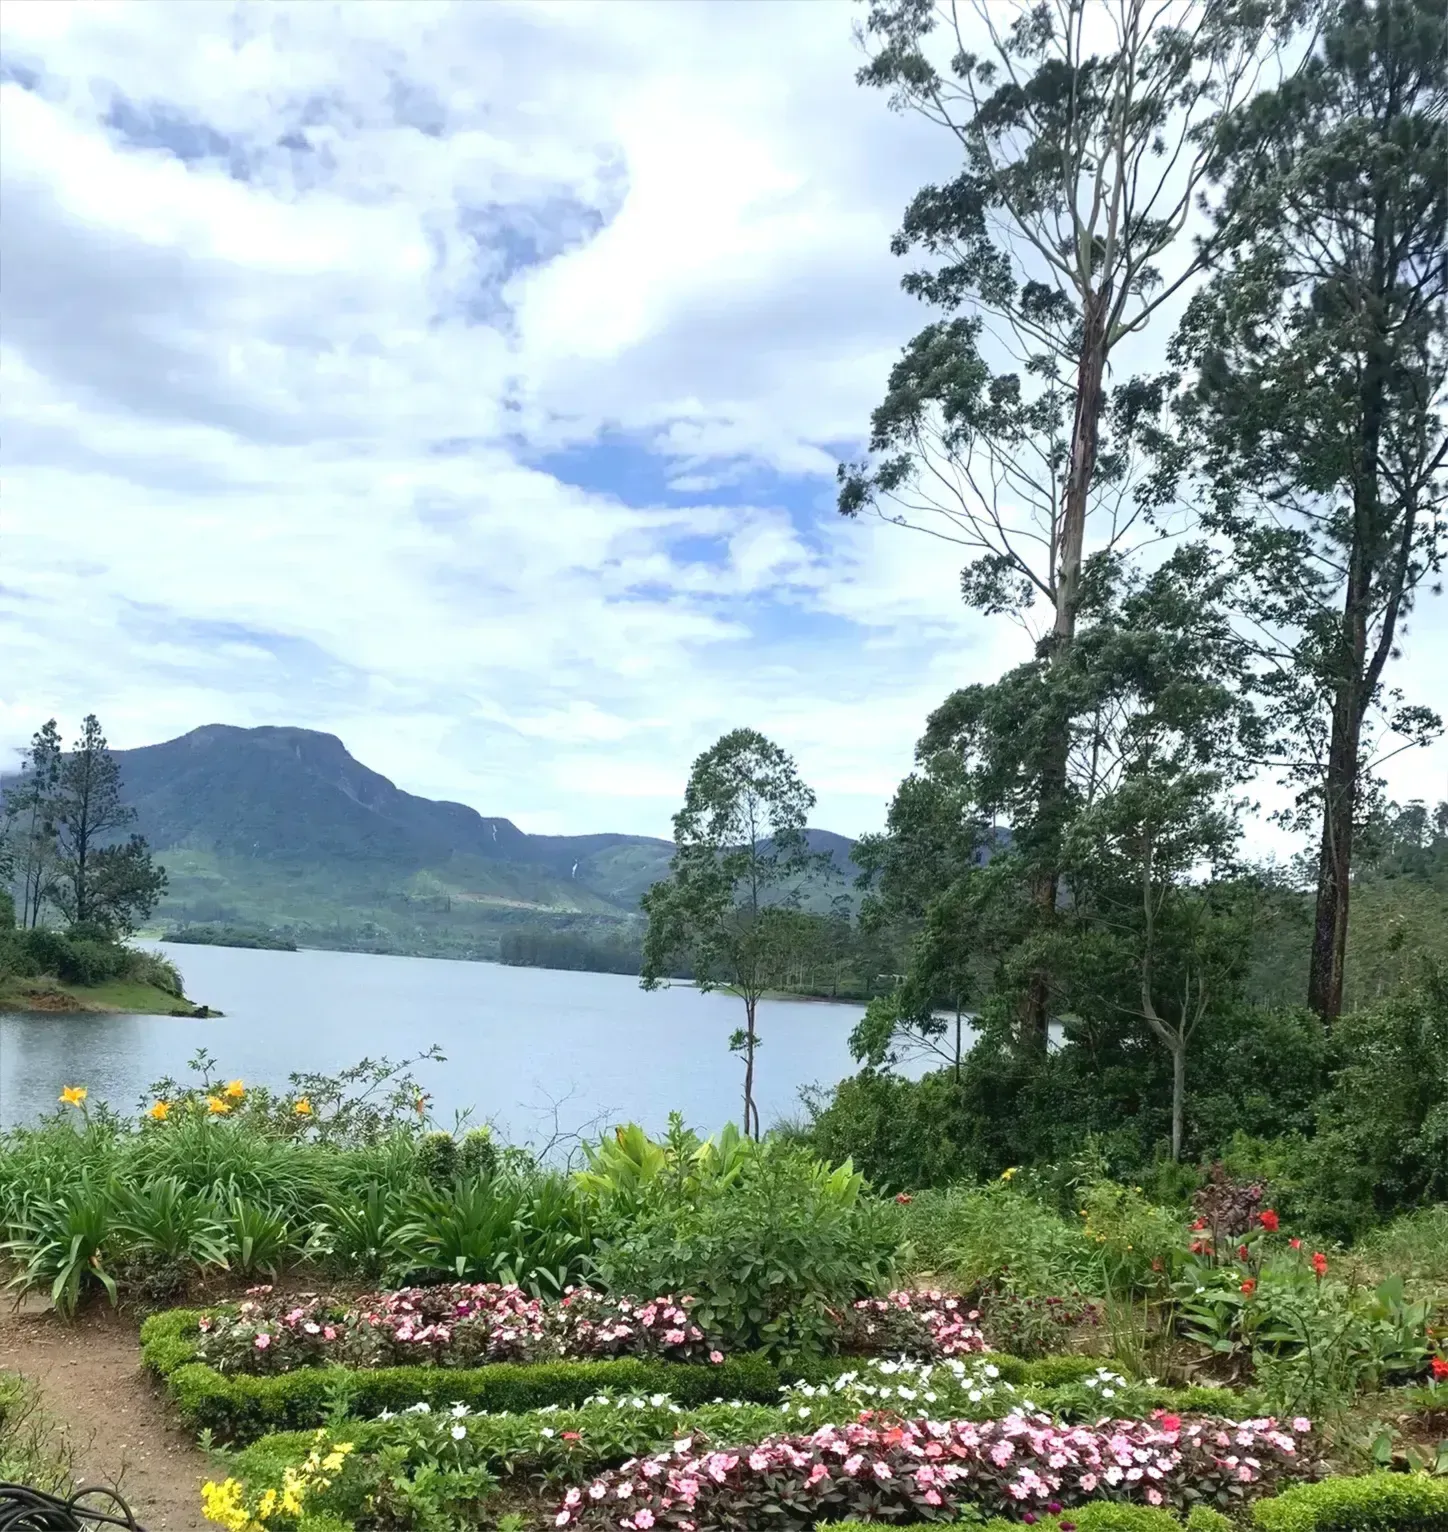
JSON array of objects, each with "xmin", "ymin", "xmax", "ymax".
[
  {"xmin": 1191, "ymin": 1218, "xmax": 1207, "ymax": 1232},
  {"xmin": 1289, "ymin": 1237, "xmax": 1302, "ymax": 1250},
  {"xmin": 1258, "ymin": 1209, "xmax": 1280, "ymax": 1233},
  {"xmin": 562, "ymin": 1431, "xmax": 582, "ymax": 1441},
  {"xmin": 1311, "ymin": 1251, "xmax": 1328, "ymax": 1278},
  {"xmin": 895, "ymin": 1193, "xmax": 913, "ymax": 1204},
  {"xmin": 1238, "ymin": 1244, "xmax": 1251, "ymax": 1261},
  {"xmin": 1241, "ymin": 1278, "xmax": 1257, "ymax": 1296},
  {"xmin": 1158, "ymin": 1413, "xmax": 1182, "ymax": 1432},
  {"xmin": 1430, "ymin": 1356, "xmax": 1448, "ymax": 1381}
]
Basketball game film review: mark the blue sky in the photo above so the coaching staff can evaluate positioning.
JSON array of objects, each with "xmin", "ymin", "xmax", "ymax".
[{"xmin": 1, "ymin": 0, "xmax": 1443, "ymax": 843}]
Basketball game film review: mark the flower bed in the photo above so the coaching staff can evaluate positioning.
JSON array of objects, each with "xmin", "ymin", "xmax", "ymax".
[
  {"xmin": 194, "ymin": 1284, "xmax": 721, "ymax": 1375},
  {"xmin": 188, "ymin": 1284, "xmax": 982, "ymax": 1378},
  {"xmin": 553, "ymin": 1410, "xmax": 1316, "ymax": 1529},
  {"xmin": 835, "ymin": 1289, "xmax": 989, "ymax": 1359},
  {"xmin": 142, "ymin": 1308, "xmax": 781, "ymax": 1442}
]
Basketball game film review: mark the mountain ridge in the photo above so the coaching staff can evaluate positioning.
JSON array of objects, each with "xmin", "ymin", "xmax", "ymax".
[{"xmin": 62, "ymin": 724, "xmax": 862, "ymax": 957}]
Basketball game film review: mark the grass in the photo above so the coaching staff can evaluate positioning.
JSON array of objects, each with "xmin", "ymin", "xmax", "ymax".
[{"xmin": 0, "ymin": 972, "xmax": 210, "ymax": 1015}]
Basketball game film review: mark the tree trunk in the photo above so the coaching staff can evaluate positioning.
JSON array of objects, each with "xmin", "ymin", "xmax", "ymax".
[
  {"xmin": 1171, "ymin": 1041, "xmax": 1186, "ymax": 1163},
  {"xmin": 743, "ymin": 996, "xmax": 758, "ymax": 1139},
  {"xmin": 1053, "ymin": 300, "xmax": 1108, "ymax": 647},
  {"xmin": 1021, "ymin": 298, "xmax": 1111, "ymax": 1049},
  {"xmin": 1307, "ymin": 690, "xmax": 1363, "ymax": 1025}
]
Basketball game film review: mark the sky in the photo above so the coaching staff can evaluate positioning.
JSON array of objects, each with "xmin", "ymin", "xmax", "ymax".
[{"xmin": 1, "ymin": 0, "xmax": 1444, "ymax": 845}]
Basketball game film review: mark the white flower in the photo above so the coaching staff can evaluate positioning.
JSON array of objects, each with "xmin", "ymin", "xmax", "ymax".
[
  {"xmin": 451, "ymin": 1424, "xmax": 466, "ymax": 1441},
  {"xmin": 450, "ymin": 1403, "xmax": 469, "ymax": 1418}
]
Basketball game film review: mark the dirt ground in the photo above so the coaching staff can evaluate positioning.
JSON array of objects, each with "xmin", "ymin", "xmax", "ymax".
[{"xmin": 0, "ymin": 1296, "xmax": 210, "ymax": 1531}]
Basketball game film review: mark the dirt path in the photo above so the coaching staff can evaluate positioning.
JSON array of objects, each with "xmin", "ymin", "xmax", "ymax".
[{"xmin": 0, "ymin": 1297, "xmax": 210, "ymax": 1531}]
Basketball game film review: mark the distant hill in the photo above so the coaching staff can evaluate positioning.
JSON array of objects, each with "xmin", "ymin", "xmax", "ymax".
[{"xmin": 73, "ymin": 725, "xmax": 861, "ymax": 960}]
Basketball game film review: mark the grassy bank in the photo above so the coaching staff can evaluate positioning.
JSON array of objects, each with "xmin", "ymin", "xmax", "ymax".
[
  {"xmin": 0, "ymin": 929, "xmax": 214, "ymax": 1015},
  {"xmin": 0, "ymin": 972, "xmax": 212, "ymax": 1015}
]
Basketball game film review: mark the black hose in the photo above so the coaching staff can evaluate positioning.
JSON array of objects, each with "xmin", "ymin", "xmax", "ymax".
[{"xmin": 0, "ymin": 1485, "xmax": 145, "ymax": 1532}]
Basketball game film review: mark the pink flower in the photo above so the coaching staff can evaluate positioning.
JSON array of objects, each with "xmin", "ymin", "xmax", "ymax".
[
  {"xmin": 708, "ymin": 1350, "xmax": 724, "ymax": 1364},
  {"xmin": 254, "ymin": 1333, "xmax": 271, "ymax": 1350}
]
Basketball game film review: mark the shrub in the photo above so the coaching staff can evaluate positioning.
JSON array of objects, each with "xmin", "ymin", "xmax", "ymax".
[
  {"xmin": 1250, "ymin": 1471, "xmax": 1448, "ymax": 1530},
  {"xmin": 899, "ymin": 1182, "xmax": 1098, "ymax": 1298},
  {"xmin": 590, "ymin": 1134, "xmax": 899, "ymax": 1360}
]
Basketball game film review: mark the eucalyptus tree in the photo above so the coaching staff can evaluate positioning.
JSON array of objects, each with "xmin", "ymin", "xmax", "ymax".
[
  {"xmin": 840, "ymin": 0, "xmax": 1287, "ymax": 1042},
  {"xmin": 1, "ymin": 719, "xmax": 62, "ymax": 929},
  {"xmin": 640, "ymin": 729, "xmax": 821, "ymax": 1138},
  {"xmin": 1173, "ymin": 0, "xmax": 1447, "ymax": 1022}
]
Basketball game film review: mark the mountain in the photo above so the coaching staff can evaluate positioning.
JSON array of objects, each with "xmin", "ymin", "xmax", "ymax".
[{"xmin": 87, "ymin": 725, "xmax": 859, "ymax": 959}]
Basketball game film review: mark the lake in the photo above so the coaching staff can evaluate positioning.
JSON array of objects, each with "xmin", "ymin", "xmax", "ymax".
[{"xmin": 0, "ymin": 943, "xmax": 868, "ymax": 1142}]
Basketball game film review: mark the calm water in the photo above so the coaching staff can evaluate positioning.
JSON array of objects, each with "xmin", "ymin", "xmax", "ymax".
[{"xmin": 0, "ymin": 944, "xmax": 867, "ymax": 1142}]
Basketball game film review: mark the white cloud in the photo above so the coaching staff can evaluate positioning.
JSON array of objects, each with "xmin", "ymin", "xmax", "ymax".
[{"xmin": 0, "ymin": 0, "xmax": 1442, "ymax": 855}]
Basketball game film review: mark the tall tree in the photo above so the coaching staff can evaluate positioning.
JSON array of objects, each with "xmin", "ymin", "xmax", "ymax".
[
  {"xmin": 841, "ymin": 0, "xmax": 1282, "ymax": 1042},
  {"xmin": 1173, "ymin": 0, "xmax": 1448, "ymax": 1022},
  {"xmin": 2, "ymin": 720, "xmax": 63, "ymax": 929},
  {"xmin": 640, "ymin": 730, "xmax": 819, "ymax": 1138},
  {"xmin": 52, "ymin": 715, "xmax": 140, "ymax": 930}
]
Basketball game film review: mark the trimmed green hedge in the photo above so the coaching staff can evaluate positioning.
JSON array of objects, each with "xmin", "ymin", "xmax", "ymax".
[
  {"xmin": 827, "ymin": 1505, "xmax": 1233, "ymax": 1531},
  {"xmin": 140, "ymin": 1307, "xmax": 1145, "ymax": 1442},
  {"xmin": 1251, "ymin": 1471, "xmax": 1448, "ymax": 1530}
]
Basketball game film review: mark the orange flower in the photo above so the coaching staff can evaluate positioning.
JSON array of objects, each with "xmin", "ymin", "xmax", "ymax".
[
  {"xmin": 148, "ymin": 1100, "xmax": 170, "ymax": 1121},
  {"xmin": 206, "ymin": 1095, "xmax": 230, "ymax": 1115},
  {"xmin": 223, "ymin": 1079, "xmax": 246, "ymax": 1100},
  {"xmin": 59, "ymin": 1085, "xmax": 88, "ymax": 1106},
  {"xmin": 293, "ymin": 1097, "xmax": 313, "ymax": 1117}
]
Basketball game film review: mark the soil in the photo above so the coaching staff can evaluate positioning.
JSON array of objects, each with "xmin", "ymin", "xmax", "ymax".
[{"xmin": 0, "ymin": 1295, "xmax": 211, "ymax": 1531}]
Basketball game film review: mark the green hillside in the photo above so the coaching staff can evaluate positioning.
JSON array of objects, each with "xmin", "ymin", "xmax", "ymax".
[{"xmin": 103, "ymin": 726, "xmax": 858, "ymax": 961}]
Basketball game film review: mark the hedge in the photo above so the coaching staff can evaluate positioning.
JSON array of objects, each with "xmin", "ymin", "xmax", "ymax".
[
  {"xmin": 1251, "ymin": 1471, "xmax": 1448, "ymax": 1531},
  {"xmin": 140, "ymin": 1307, "xmax": 1147, "ymax": 1442},
  {"xmin": 826, "ymin": 1507, "xmax": 1234, "ymax": 1531}
]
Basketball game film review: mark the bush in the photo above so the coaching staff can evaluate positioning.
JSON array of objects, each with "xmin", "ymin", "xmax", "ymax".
[
  {"xmin": 1250, "ymin": 1471, "xmax": 1448, "ymax": 1530},
  {"xmin": 899, "ymin": 1182, "xmax": 1097, "ymax": 1296},
  {"xmin": 589, "ymin": 1128, "xmax": 900, "ymax": 1360},
  {"xmin": 1299, "ymin": 973, "xmax": 1448, "ymax": 1238}
]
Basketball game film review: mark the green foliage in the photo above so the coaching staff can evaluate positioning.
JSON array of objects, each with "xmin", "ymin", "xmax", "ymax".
[
  {"xmin": 589, "ymin": 1123, "xmax": 899, "ymax": 1360},
  {"xmin": 1250, "ymin": 1471, "xmax": 1448, "ymax": 1531},
  {"xmin": 1298, "ymin": 970, "xmax": 1448, "ymax": 1237},
  {"xmin": 0, "ymin": 926, "xmax": 184, "ymax": 995},
  {"xmin": 1, "ymin": 1173, "xmax": 119, "ymax": 1314},
  {"xmin": 0, "ymin": 1371, "xmax": 74, "ymax": 1495},
  {"xmin": 899, "ymin": 1181, "xmax": 1096, "ymax": 1298},
  {"xmin": 392, "ymin": 1172, "xmax": 593, "ymax": 1295}
]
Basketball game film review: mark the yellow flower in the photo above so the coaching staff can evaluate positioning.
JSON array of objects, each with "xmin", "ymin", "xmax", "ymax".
[
  {"xmin": 294, "ymin": 1097, "xmax": 313, "ymax": 1116},
  {"xmin": 200, "ymin": 1479, "xmax": 253, "ymax": 1532},
  {"xmin": 148, "ymin": 1100, "xmax": 170, "ymax": 1121},
  {"xmin": 999, "ymin": 1166, "xmax": 1018, "ymax": 1181},
  {"xmin": 224, "ymin": 1078, "xmax": 246, "ymax": 1099},
  {"xmin": 59, "ymin": 1085, "xmax": 88, "ymax": 1106},
  {"xmin": 206, "ymin": 1095, "xmax": 230, "ymax": 1115},
  {"xmin": 256, "ymin": 1489, "xmax": 277, "ymax": 1522}
]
